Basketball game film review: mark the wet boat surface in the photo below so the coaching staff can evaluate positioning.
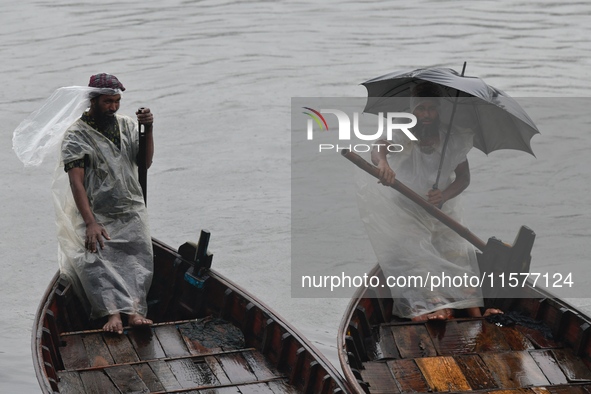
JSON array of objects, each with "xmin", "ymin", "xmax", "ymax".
[
  {"xmin": 338, "ymin": 263, "xmax": 591, "ymax": 394},
  {"xmin": 34, "ymin": 233, "xmax": 351, "ymax": 393}
]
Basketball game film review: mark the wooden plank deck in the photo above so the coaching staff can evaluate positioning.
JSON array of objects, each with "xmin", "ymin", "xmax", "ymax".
[
  {"xmin": 386, "ymin": 359, "xmax": 430, "ymax": 393},
  {"xmin": 359, "ymin": 319, "xmax": 591, "ymax": 394},
  {"xmin": 358, "ymin": 362, "xmax": 400, "ymax": 394},
  {"xmin": 415, "ymin": 356, "xmax": 472, "ymax": 392},
  {"xmin": 56, "ymin": 318, "xmax": 291, "ymax": 393}
]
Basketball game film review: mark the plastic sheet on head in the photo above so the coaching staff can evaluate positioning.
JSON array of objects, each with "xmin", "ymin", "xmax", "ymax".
[
  {"xmin": 12, "ymin": 86, "xmax": 122, "ymax": 167},
  {"xmin": 355, "ymin": 124, "xmax": 483, "ymax": 319}
]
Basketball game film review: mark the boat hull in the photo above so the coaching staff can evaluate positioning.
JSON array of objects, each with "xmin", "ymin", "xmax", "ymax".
[
  {"xmin": 33, "ymin": 236, "xmax": 351, "ymax": 393},
  {"xmin": 338, "ymin": 264, "xmax": 591, "ymax": 394}
]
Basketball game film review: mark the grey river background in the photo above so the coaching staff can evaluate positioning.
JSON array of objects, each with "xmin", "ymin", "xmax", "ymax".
[{"xmin": 1, "ymin": 0, "xmax": 591, "ymax": 391}]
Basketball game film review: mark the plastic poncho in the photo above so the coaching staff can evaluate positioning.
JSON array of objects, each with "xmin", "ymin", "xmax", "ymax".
[
  {"xmin": 51, "ymin": 115, "xmax": 153, "ymax": 319},
  {"xmin": 13, "ymin": 86, "xmax": 153, "ymax": 319},
  {"xmin": 356, "ymin": 125, "xmax": 483, "ymax": 319}
]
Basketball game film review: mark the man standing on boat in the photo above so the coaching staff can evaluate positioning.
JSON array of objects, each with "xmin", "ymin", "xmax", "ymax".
[
  {"xmin": 13, "ymin": 74, "xmax": 156, "ymax": 334},
  {"xmin": 57, "ymin": 74, "xmax": 155, "ymax": 334},
  {"xmin": 358, "ymin": 82, "xmax": 495, "ymax": 321}
]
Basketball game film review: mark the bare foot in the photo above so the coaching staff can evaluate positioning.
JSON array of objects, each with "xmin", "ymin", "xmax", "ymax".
[
  {"xmin": 412, "ymin": 309, "xmax": 453, "ymax": 322},
  {"xmin": 411, "ymin": 314, "xmax": 429, "ymax": 322},
  {"xmin": 427, "ymin": 308, "xmax": 453, "ymax": 320},
  {"xmin": 466, "ymin": 307, "xmax": 504, "ymax": 317},
  {"xmin": 103, "ymin": 313, "xmax": 123, "ymax": 334},
  {"xmin": 129, "ymin": 314, "xmax": 153, "ymax": 327},
  {"xmin": 483, "ymin": 308, "xmax": 503, "ymax": 317}
]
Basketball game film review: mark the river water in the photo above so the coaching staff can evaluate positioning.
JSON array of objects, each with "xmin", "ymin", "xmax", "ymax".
[{"xmin": 1, "ymin": 0, "xmax": 590, "ymax": 391}]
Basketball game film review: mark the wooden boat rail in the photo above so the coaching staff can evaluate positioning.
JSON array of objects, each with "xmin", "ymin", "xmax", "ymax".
[{"xmin": 33, "ymin": 236, "xmax": 351, "ymax": 394}]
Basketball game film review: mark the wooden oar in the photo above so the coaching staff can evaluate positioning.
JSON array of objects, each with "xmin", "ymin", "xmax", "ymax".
[
  {"xmin": 342, "ymin": 149, "xmax": 536, "ymax": 300},
  {"xmin": 341, "ymin": 149, "xmax": 487, "ymax": 251},
  {"xmin": 138, "ymin": 107, "xmax": 147, "ymax": 205}
]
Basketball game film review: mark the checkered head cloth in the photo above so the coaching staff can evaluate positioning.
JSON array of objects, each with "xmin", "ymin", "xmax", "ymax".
[{"xmin": 88, "ymin": 73, "xmax": 126, "ymax": 91}]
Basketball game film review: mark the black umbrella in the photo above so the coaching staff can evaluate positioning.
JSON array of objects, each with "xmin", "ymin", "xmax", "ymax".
[{"xmin": 362, "ymin": 65, "xmax": 540, "ymax": 188}]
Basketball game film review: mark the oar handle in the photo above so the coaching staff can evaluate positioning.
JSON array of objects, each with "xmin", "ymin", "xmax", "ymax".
[
  {"xmin": 341, "ymin": 149, "xmax": 486, "ymax": 251},
  {"xmin": 138, "ymin": 107, "xmax": 147, "ymax": 205}
]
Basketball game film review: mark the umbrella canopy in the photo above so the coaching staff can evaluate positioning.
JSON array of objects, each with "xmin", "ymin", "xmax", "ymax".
[{"xmin": 362, "ymin": 67, "xmax": 540, "ymax": 156}]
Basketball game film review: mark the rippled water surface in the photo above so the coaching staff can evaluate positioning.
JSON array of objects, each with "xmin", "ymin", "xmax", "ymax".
[{"xmin": 1, "ymin": 1, "xmax": 590, "ymax": 391}]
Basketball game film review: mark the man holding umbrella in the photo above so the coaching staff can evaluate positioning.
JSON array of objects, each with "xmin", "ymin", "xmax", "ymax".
[
  {"xmin": 353, "ymin": 66, "xmax": 538, "ymax": 321},
  {"xmin": 359, "ymin": 81, "xmax": 494, "ymax": 321}
]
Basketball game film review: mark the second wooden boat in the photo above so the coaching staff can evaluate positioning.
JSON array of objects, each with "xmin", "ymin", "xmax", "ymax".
[
  {"xmin": 338, "ymin": 149, "xmax": 591, "ymax": 393},
  {"xmin": 338, "ymin": 228, "xmax": 591, "ymax": 394}
]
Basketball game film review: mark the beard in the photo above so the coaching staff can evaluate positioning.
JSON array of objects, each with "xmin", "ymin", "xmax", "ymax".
[
  {"xmin": 411, "ymin": 118, "xmax": 440, "ymax": 141},
  {"xmin": 91, "ymin": 104, "xmax": 118, "ymax": 130}
]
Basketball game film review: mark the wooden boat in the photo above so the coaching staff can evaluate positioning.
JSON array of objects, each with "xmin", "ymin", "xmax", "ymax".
[
  {"xmin": 339, "ymin": 150, "xmax": 591, "ymax": 393},
  {"xmin": 33, "ymin": 231, "xmax": 351, "ymax": 393},
  {"xmin": 338, "ymin": 229, "xmax": 591, "ymax": 394}
]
